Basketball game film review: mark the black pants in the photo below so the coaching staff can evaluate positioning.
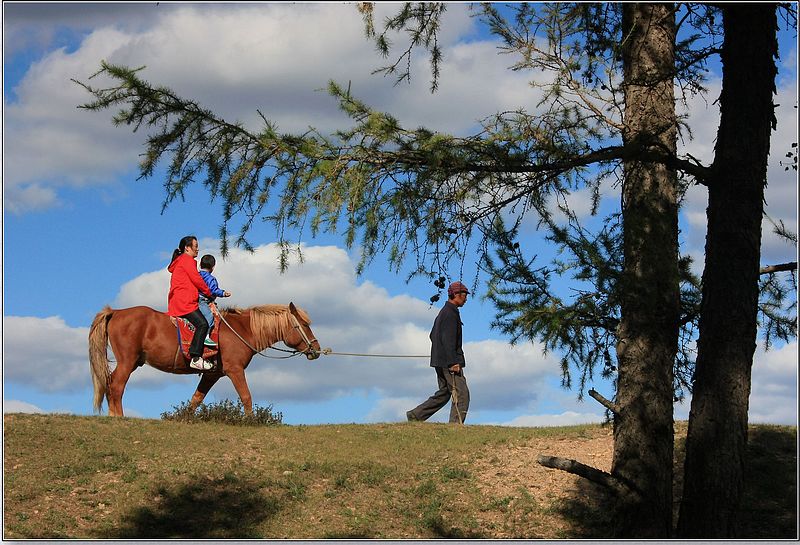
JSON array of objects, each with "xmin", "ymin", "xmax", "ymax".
[{"xmin": 180, "ymin": 309, "xmax": 209, "ymax": 358}]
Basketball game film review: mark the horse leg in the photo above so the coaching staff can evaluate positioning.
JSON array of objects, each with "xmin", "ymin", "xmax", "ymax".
[
  {"xmin": 107, "ymin": 356, "xmax": 139, "ymax": 417},
  {"xmin": 226, "ymin": 369, "xmax": 254, "ymax": 415},
  {"xmin": 189, "ymin": 373, "xmax": 222, "ymax": 411}
]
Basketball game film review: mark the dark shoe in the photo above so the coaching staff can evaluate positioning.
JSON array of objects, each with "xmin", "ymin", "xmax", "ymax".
[{"xmin": 406, "ymin": 411, "xmax": 420, "ymax": 422}]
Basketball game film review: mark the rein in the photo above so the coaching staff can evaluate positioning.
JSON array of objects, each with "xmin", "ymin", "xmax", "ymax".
[{"xmin": 216, "ymin": 306, "xmax": 317, "ymax": 359}]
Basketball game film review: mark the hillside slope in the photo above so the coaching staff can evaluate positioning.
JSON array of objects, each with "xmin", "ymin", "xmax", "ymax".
[{"xmin": 3, "ymin": 414, "xmax": 796, "ymax": 538}]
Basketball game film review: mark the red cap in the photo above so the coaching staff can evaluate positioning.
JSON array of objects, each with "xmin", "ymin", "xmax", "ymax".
[{"xmin": 447, "ymin": 281, "xmax": 470, "ymax": 297}]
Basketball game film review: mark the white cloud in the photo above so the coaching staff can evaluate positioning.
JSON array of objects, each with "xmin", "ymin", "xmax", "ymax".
[
  {"xmin": 3, "ymin": 3, "xmax": 530, "ymax": 214},
  {"xmin": 2, "ymin": 3, "xmax": 163, "ymax": 57},
  {"xmin": 463, "ymin": 340, "xmax": 557, "ymax": 409},
  {"xmin": 366, "ymin": 396, "xmax": 420, "ymax": 423},
  {"xmin": 3, "ymin": 316, "xmax": 91, "ymax": 392},
  {"xmin": 749, "ymin": 342, "xmax": 798, "ymax": 425},
  {"xmin": 4, "ymin": 26, "xmax": 147, "ymax": 210},
  {"xmin": 3, "ymin": 183, "xmax": 60, "ymax": 214},
  {"xmin": 673, "ymin": 342, "xmax": 798, "ymax": 426},
  {"xmin": 674, "ymin": 399, "xmax": 691, "ymax": 422},
  {"xmin": 499, "ymin": 411, "xmax": 604, "ymax": 427},
  {"xmin": 3, "ymin": 400, "xmax": 45, "ymax": 414},
  {"xmin": 114, "ymin": 268, "xmax": 172, "ymax": 312}
]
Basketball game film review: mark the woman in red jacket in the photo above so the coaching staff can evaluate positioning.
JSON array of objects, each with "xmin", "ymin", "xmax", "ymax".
[{"xmin": 168, "ymin": 235, "xmax": 214, "ymax": 371}]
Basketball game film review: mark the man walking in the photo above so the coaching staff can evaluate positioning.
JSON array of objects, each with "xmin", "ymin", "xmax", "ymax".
[{"xmin": 407, "ymin": 281, "xmax": 471, "ymax": 424}]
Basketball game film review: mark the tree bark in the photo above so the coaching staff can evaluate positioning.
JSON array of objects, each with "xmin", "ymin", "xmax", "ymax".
[
  {"xmin": 613, "ymin": 3, "xmax": 679, "ymax": 537},
  {"xmin": 677, "ymin": 4, "xmax": 778, "ymax": 538}
]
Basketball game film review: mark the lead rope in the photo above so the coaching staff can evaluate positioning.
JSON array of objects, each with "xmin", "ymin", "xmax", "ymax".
[
  {"xmin": 214, "ymin": 305, "xmax": 430, "ymax": 360},
  {"xmin": 319, "ymin": 349, "xmax": 427, "ymax": 358}
]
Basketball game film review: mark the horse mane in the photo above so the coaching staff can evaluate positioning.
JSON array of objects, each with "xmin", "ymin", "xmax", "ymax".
[{"xmin": 222, "ymin": 304, "xmax": 311, "ymax": 352}]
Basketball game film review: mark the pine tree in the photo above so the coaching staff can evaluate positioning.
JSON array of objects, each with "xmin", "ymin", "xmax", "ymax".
[{"xmin": 677, "ymin": 4, "xmax": 790, "ymax": 536}]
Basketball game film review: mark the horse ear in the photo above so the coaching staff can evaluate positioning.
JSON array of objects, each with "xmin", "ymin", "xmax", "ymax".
[{"xmin": 289, "ymin": 302, "xmax": 297, "ymax": 315}]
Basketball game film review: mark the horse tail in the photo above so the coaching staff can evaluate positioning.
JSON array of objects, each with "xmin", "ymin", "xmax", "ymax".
[{"xmin": 88, "ymin": 306, "xmax": 114, "ymax": 414}]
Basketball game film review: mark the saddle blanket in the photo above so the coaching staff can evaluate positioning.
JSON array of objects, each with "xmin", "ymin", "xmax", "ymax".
[{"xmin": 174, "ymin": 317, "xmax": 219, "ymax": 361}]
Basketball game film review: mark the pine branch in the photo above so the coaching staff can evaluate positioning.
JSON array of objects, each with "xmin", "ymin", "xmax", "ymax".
[
  {"xmin": 589, "ymin": 388, "xmax": 620, "ymax": 415},
  {"xmin": 537, "ymin": 455, "xmax": 638, "ymax": 498},
  {"xmin": 760, "ymin": 262, "xmax": 798, "ymax": 275}
]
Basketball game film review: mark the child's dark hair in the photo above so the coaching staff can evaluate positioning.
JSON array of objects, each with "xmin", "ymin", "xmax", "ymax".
[
  {"xmin": 170, "ymin": 235, "xmax": 198, "ymax": 264},
  {"xmin": 200, "ymin": 254, "xmax": 216, "ymax": 270}
]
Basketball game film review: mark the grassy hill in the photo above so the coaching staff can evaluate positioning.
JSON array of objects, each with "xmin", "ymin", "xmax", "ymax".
[{"xmin": 3, "ymin": 414, "xmax": 796, "ymax": 539}]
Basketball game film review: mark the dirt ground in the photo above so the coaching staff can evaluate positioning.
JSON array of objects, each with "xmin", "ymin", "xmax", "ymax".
[{"xmin": 469, "ymin": 427, "xmax": 615, "ymax": 537}]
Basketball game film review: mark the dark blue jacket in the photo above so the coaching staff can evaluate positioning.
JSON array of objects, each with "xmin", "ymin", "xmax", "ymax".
[{"xmin": 429, "ymin": 300, "xmax": 465, "ymax": 368}]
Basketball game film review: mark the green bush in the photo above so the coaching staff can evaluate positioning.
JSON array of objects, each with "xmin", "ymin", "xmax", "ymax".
[{"xmin": 160, "ymin": 399, "xmax": 283, "ymax": 426}]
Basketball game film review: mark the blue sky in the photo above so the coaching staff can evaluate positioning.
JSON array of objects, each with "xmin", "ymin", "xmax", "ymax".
[{"xmin": 3, "ymin": 2, "xmax": 797, "ymax": 426}]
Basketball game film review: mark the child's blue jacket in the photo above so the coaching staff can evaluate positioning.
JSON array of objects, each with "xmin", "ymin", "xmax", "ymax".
[{"xmin": 199, "ymin": 270, "xmax": 226, "ymax": 299}]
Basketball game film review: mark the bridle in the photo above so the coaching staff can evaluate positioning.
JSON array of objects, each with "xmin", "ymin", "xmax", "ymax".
[
  {"xmin": 288, "ymin": 312, "xmax": 320, "ymax": 358},
  {"xmin": 215, "ymin": 305, "xmax": 320, "ymax": 359}
]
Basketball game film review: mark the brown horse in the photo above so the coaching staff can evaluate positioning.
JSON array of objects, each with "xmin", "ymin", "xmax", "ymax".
[{"xmin": 88, "ymin": 303, "xmax": 321, "ymax": 416}]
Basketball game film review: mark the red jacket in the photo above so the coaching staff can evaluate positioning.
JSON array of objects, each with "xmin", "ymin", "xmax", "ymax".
[{"xmin": 167, "ymin": 253, "xmax": 212, "ymax": 317}]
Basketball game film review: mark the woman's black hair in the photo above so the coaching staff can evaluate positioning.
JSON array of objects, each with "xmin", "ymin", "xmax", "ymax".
[
  {"xmin": 200, "ymin": 254, "xmax": 216, "ymax": 270},
  {"xmin": 170, "ymin": 235, "xmax": 198, "ymax": 263}
]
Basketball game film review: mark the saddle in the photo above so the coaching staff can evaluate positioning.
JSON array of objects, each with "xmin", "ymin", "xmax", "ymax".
[{"xmin": 171, "ymin": 316, "xmax": 220, "ymax": 362}]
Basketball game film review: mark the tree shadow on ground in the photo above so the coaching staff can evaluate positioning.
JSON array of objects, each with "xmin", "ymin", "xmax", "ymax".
[
  {"xmin": 673, "ymin": 426, "xmax": 797, "ymax": 539},
  {"xmin": 323, "ymin": 530, "xmax": 378, "ymax": 539},
  {"xmin": 549, "ymin": 477, "xmax": 614, "ymax": 538},
  {"xmin": 97, "ymin": 475, "xmax": 281, "ymax": 538},
  {"xmin": 553, "ymin": 425, "xmax": 796, "ymax": 539},
  {"xmin": 427, "ymin": 517, "xmax": 486, "ymax": 539},
  {"xmin": 738, "ymin": 426, "xmax": 797, "ymax": 538}
]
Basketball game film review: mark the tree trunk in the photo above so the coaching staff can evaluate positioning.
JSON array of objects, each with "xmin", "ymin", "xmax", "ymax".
[
  {"xmin": 677, "ymin": 4, "xmax": 778, "ymax": 538},
  {"xmin": 613, "ymin": 3, "xmax": 679, "ymax": 537}
]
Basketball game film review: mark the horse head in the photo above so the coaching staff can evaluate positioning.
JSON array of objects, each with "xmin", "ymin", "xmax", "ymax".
[{"xmin": 286, "ymin": 302, "xmax": 321, "ymax": 360}]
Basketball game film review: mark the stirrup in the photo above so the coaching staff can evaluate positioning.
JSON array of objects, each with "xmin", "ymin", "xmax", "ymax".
[{"xmin": 189, "ymin": 358, "xmax": 214, "ymax": 371}]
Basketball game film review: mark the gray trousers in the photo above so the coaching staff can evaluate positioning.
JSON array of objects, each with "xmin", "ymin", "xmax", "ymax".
[{"xmin": 408, "ymin": 367, "xmax": 470, "ymax": 423}]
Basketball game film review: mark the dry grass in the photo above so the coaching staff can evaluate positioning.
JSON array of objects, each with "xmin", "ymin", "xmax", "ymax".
[{"xmin": 3, "ymin": 414, "xmax": 796, "ymax": 539}]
